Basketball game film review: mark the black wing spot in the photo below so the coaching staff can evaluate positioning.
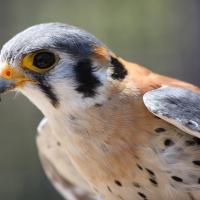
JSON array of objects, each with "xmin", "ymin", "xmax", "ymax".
[
  {"xmin": 110, "ymin": 56, "xmax": 127, "ymax": 80},
  {"xmin": 74, "ymin": 58, "xmax": 102, "ymax": 97}
]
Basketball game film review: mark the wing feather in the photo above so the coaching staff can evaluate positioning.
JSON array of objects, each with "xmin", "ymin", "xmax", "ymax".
[{"xmin": 143, "ymin": 87, "xmax": 200, "ymax": 139}]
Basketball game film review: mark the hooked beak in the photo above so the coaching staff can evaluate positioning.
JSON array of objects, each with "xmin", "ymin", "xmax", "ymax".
[{"xmin": 0, "ymin": 63, "xmax": 34, "ymax": 93}]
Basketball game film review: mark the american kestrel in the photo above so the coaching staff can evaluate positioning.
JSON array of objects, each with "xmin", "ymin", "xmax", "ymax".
[{"xmin": 0, "ymin": 23, "xmax": 200, "ymax": 200}]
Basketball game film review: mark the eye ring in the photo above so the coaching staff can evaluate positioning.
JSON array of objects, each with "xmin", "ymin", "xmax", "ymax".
[{"xmin": 22, "ymin": 50, "xmax": 59, "ymax": 73}]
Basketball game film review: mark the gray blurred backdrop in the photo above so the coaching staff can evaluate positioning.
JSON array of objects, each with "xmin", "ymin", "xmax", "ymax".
[{"xmin": 0, "ymin": 0, "xmax": 200, "ymax": 199}]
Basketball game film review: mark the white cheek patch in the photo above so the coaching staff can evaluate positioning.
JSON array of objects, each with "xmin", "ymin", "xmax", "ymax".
[
  {"xmin": 19, "ymin": 53, "xmax": 109, "ymax": 117},
  {"xmin": 19, "ymin": 84, "xmax": 55, "ymax": 116}
]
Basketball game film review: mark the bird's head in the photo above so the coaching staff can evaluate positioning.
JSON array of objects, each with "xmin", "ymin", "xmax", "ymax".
[{"xmin": 0, "ymin": 23, "xmax": 127, "ymax": 116}]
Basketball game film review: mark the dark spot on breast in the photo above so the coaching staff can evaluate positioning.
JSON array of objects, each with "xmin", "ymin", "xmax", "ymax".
[
  {"xmin": 193, "ymin": 160, "xmax": 200, "ymax": 166},
  {"xmin": 176, "ymin": 147, "xmax": 183, "ymax": 152},
  {"xmin": 69, "ymin": 114, "xmax": 76, "ymax": 120},
  {"xmin": 138, "ymin": 192, "xmax": 147, "ymax": 199},
  {"xmin": 164, "ymin": 139, "xmax": 174, "ymax": 147},
  {"xmin": 137, "ymin": 164, "xmax": 143, "ymax": 171},
  {"xmin": 133, "ymin": 182, "xmax": 141, "ymax": 188},
  {"xmin": 107, "ymin": 186, "xmax": 112, "ymax": 193},
  {"xmin": 134, "ymin": 155, "xmax": 140, "ymax": 160},
  {"xmin": 110, "ymin": 56, "xmax": 127, "ymax": 80},
  {"xmin": 171, "ymin": 176, "xmax": 183, "ymax": 182},
  {"xmin": 93, "ymin": 187, "xmax": 98, "ymax": 193},
  {"xmin": 149, "ymin": 178, "xmax": 158, "ymax": 186},
  {"xmin": 57, "ymin": 141, "xmax": 61, "ymax": 146},
  {"xmin": 185, "ymin": 140, "xmax": 196, "ymax": 146},
  {"xmin": 74, "ymin": 58, "xmax": 102, "ymax": 97},
  {"xmin": 198, "ymin": 178, "xmax": 200, "ymax": 184},
  {"xmin": 118, "ymin": 195, "xmax": 124, "ymax": 200},
  {"xmin": 114, "ymin": 180, "xmax": 122, "ymax": 186},
  {"xmin": 94, "ymin": 103, "xmax": 103, "ymax": 107},
  {"xmin": 188, "ymin": 192, "xmax": 196, "ymax": 200},
  {"xmin": 145, "ymin": 168, "xmax": 155, "ymax": 176},
  {"xmin": 154, "ymin": 127, "xmax": 166, "ymax": 133}
]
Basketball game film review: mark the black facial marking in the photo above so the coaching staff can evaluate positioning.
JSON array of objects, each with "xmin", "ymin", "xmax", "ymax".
[
  {"xmin": 137, "ymin": 164, "xmax": 143, "ymax": 171},
  {"xmin": 154, "ymin": 127, "xmax": 166, "ymax": 133},
  {"xmin": 145, "ymin": 168, "xmax": 155, "ymax": 176},
  {"xmin": 171, "ymin": 176, "xmax": 183, "ymax": 182},
  {"xmin": 37, "ymin": 77, "xmax": 59, "ymax": 107},
  {"xmin": 164, "ymin": 139, "xmax": 174, "ymax": 147},
  {"xmin": 114, "ymin": 180, "xmax": 122, "ymax": 186},
  {"xmin": 138, "ymin": 192, "xmax": 147, "ymax": 200},
  {"xmin": 193, "ymin": 160, "xmax": 200, "ymax": 166},
  {"xmin": 149, "ymin": 178, "xmax": 158, "ymax": 186},
  {"xmin": 110, "ymin": 56, "xmax": 127, "ymax": 80},
  {"xmin": 74, "ymin": 58, "xmax": 102, "ymax": 97},
  {"xmin": 107, "ymin": 186, "xmax": 112, "ymax": 193}
]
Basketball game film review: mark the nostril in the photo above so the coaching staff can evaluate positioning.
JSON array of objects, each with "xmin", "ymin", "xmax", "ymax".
[{"xmin": 2, "ymin": 68, "xmax": 12, "ymax": 79}]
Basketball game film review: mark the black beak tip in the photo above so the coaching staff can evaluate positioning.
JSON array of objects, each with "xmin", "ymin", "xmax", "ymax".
[{"xmin": 0, "ymin": 78, "xmax": 15, "ymax": 94}]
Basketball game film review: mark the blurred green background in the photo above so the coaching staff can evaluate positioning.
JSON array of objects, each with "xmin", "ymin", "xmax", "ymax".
[{"xmin": 0, "ymin": 0, "xmax": 200, "ymax": 199}]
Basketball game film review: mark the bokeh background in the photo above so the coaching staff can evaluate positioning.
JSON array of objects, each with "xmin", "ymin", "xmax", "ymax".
[{"xmin": 0, "ymin": 0, "xmax": 200, "ymax": 199}]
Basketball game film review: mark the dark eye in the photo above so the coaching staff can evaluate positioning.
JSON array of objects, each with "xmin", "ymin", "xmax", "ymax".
[{"xmin": 33, "ymin": 51, "xmax": 56, "ymax": 69}]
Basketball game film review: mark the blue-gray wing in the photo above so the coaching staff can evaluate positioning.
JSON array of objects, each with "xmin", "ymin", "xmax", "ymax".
[{"xmin": 143, "ymin": 86, "xmax": 200, "ymax": 138}]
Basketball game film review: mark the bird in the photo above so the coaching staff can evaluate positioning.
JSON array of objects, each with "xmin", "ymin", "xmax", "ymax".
[{"xmin": 0, "ymin": 23, "xmax": 200, "ymax": 200}]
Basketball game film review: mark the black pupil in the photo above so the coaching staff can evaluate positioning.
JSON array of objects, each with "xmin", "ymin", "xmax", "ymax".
[{"xmin": 33, "ymin": 52, "xmax": 55, "ymax": 69}]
